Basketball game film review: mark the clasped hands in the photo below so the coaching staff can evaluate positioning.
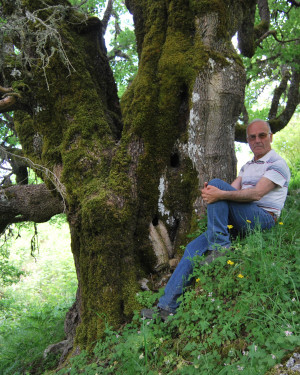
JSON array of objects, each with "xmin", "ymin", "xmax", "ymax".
[{"xmin": 201, "ymin": 182, "xmax": 223, "ymax": 204}]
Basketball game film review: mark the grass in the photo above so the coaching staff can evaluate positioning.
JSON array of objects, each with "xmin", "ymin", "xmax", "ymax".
[{"xmin": 0, "ymin": 190, "xmax": 299, "ymax": 375}]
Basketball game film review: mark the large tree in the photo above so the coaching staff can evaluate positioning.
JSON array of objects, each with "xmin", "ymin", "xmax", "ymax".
[{"xmin": 0, "ymin": 0, "xmax": 299, "ymax": 357}]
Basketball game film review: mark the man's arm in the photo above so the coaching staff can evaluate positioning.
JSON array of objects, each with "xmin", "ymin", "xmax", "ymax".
[
  {"xmin": 202, "ymin": 177, "xmax": 276, "ymax": 204},
  {"xmin": 231, "ymin": 176, "xmax": 242, "ymax": 190}
]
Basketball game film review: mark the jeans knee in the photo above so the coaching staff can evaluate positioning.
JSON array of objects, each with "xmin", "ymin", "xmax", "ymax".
[{"xmin": 208, "ymin": 178, "xmax": 223, "ymax": 188}]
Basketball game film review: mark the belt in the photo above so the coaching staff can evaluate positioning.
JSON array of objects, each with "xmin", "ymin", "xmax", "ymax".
[{"xmin": 266, "ymin": 211, "xmax": 277, "ymax": 222}]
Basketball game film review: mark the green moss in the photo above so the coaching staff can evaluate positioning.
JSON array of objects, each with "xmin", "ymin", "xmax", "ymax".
[
  {"xmin": 254, "ymin": 19, "xmax": 270, "ymax": 39},
  {"xmin": 14, "ymin": 112, "xmax": 36, "ymax": 157}
]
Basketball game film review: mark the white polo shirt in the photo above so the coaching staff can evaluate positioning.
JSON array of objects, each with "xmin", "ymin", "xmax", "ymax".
[{"xmin": 238, "ymin": 149, "xmax": 290, "ymax": 217}]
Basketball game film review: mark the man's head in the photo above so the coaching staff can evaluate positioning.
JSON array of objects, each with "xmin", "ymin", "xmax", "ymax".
[{"xmin": 246, "ymin": 119, "xmax": 273, "ymax": 161}]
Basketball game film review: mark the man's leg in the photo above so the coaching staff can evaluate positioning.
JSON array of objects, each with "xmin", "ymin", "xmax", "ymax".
[
  {"xmin": 156, "ymin": 232, "xmax": 209, "ymax": 313},
  {"xmin": 205, "ymin": 178, "xmax": 237, "ymax": 250},
  {"xmin": 205, "ymin": 178, "xmax": 275, "ymax": 249},
  {"xmin": 143, "ymin": 179, "xmax": 275, "ymax": 319},
  {"xmin": 228, "ymin": 201, "xmax": 275, "ymax": 232}
]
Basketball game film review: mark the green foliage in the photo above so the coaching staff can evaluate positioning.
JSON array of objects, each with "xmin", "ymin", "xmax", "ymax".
[
  {"xmin": 0, "ymin": 114, "xmax": 18, "ymax": 148},
  {"xmin": 108, "ymin": 26, "xmax": 138, "ymax": 97},
  {"xmin": 69, "ymin": 0, "xmax": 105, "ymax": 15},
  {"xmin": 243, "ymin": 1, "xmax": 300, "ymax": 120},
  {"xmin": 273, "ymin": 115, "xmax": 300, "ymax": 189},
  {"xmin": 0, "ymin": 219, "xmax": 77, "ymax": 375},
  {"xmin": 0, "ymin": 237, "xmax": 24, "ymax": 287},
  {"xmin": 55, "ymin": 188, "xmax": 299, "ymax": 375}
]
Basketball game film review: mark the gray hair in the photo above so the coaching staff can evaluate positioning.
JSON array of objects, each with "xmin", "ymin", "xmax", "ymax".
[{"xmin": 246, "ymin": 119, "xmax": 272, "ymax": 134}]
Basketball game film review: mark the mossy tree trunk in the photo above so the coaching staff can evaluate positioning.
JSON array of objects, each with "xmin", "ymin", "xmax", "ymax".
[
  {"xmin": 122, "ymin": 0, "xmax": 246, "ymax": 270},
  {"xmin": 1, "ymin": 0, "xmax": 247, "ymax": 352}
]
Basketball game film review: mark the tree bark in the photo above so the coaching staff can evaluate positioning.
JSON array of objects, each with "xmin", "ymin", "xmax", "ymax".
[{"xmin": 0, "ymin": 184, "xmax": 64, "ymax": 233}]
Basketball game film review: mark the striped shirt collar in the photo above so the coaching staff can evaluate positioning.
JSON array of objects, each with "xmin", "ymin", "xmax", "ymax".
[{"xmin": 250, "ymin": 149, "xmax": 275, "ymax": 164}]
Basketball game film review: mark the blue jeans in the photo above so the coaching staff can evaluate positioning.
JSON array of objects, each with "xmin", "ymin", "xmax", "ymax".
[{"xmin": 157, "ymin": 178, "xmax": 275, "ymax": 313}]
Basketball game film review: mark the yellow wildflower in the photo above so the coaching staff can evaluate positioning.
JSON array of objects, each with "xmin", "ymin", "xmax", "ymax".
[
  {"xmin": 196, "ymin": 278, "xmax": 200, "ymax": 283},
  {"xmin": 227, "ymin": 224, "xmax": 233, "ymax": 229},
  {"xmin": 227, "ymin": 260, "xmax": 234, "ymax": 265},
  {"xmin": 237, "ymin": 273, "xmax": 244, "ymax": 279},
  {"xmin": 279, "ymin": 222, "xmax": 284, "ymax": 225},
  {"xmin": 246, "ymin": 220, "xmax": 251, "ymax": 223}
]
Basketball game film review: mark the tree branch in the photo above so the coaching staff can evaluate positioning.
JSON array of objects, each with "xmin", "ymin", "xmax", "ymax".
[
  {"xmin": 287, "ymin": 0, "xmax": 300, "ymax": 6},
  {"xmin": 268, "ymin": 67, "xmax": 291, "ymax": 119},
  {"xmin": 0, "ymin": 85, "xmax": 13, "ymax": 93},
  {"xmin": 237, "ymin": 1, "xmax": 257, "ymax": 58},
  {"xmin": 258, "ymin": 0, "xmax": 270, "ymax": 26},
  {"xmin": 255, "ymin": 29, "xmax": 277, "ymax": 47},
  {"xmin": 101, "ymin": 0, "xmax": 114, "ymax": 35},
  {"xmin": 0, "ymin": 184, "xmax": 64, "ymax": 234},
  {"xmin": 108, "ymin": 50, "xmax": 131, "ymax": 61},
  {"xmin": 0, "ymin": 95, "xmax": 18, "ymax": 113},
  {"xmin": 235, "ymin": 123, "xmax": 248, "ymax": 143},
  {"xmin": 269, "ymin": 69, "xmax": 300, "ymax": 132}
]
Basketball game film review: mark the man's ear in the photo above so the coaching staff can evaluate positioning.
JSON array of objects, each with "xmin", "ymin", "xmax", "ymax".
[{"xmin": 270, "ymin": 133, "xmax": 273, "ymax": 142}]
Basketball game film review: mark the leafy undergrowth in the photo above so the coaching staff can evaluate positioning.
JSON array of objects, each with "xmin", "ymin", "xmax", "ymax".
[
  {"xmin": 0, "ymin": 217, "xmax": 77, "ymax": 375},
  {"xmin": 55, "ymin": 190, "xmax": 300, "ymax": 375}
]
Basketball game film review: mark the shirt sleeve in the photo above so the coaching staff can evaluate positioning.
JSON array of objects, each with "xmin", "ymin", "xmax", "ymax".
[{"xmin": 264, "ymin": 160, "xmax": 290, "ymax": 188}]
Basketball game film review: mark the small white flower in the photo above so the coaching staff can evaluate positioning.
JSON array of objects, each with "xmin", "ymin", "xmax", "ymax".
[
  {"xmin": 285, "ymin": 331, "xmax": 293, "ymax": 336},
  {"xmin": 211, "ymin": 298, "xmax": 215, "ymax": 302},
  {"xmin": 139, "ymin": 353, "xmax": 144, "ymax": 359},
  {"xmin": 197, "ymin": 355, "xmax": 201, "ymax": 360},
  {"xmin": 146, "ymin": 321, "xmax": 150, "ymax": 325},
  {"xmin": 237, "ymin": 365, "xmax": 244, "ymax": 371},
  {"xmin": 271, "ymin": 354, "xmax": 276, "ymax": 359}
]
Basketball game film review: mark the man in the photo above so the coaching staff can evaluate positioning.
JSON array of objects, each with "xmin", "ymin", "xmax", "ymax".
[{"xmin": 142, "ymin": 119, "xmax": 290, "ymax": 321}]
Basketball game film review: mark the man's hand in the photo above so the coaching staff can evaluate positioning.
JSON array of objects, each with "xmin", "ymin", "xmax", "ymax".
[{"xmin": 201, "ymin": 182, "xmax": 224, "ymax": 204}]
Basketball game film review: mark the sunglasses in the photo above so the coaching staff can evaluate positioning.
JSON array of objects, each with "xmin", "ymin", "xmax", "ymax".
[{"xmin": 247, "ymin": 132, "xmax": 271, "ymax": 141}]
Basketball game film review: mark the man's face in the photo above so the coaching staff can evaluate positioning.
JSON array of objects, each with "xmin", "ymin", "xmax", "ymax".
[{"xmin": 247, "ymin": 121, "xmax": 273, "ymax": 160}]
